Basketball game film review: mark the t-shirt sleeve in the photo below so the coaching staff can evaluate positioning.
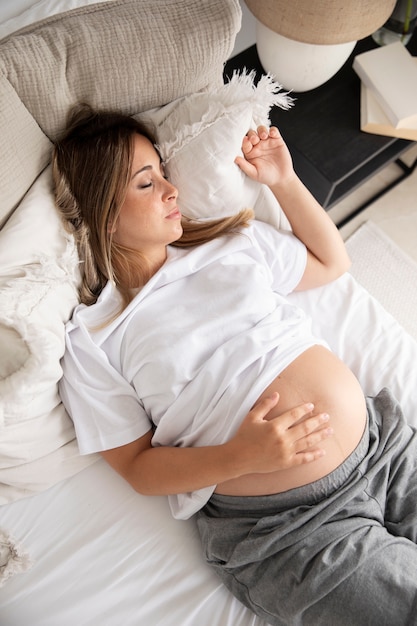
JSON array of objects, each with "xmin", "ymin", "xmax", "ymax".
[
  {"xmin": 250, "ymin": 220, "xmax": 307, "ymax": 295},
  {"xmin": 59, "ymin": 320, "xmax": 152, "ymax": 455}
]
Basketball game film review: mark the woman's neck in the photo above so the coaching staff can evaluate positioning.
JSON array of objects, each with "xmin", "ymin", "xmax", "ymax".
[{"xmin": 128, "ymin": 248, "xmax": 168, "ymax": 289}]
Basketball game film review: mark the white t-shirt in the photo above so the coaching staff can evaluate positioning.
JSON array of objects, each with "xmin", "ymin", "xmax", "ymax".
[{"xmin": 60, "ymin": 220, "xmax": 328, "ymax": 519}]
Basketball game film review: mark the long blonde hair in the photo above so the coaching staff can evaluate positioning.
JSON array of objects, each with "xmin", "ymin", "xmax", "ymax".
[{"xmin": 52, "ymin": 105, "xmax": 253, "ymax": 311}]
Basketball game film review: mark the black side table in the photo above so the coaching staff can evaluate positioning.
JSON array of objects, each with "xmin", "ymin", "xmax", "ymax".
[{"xmin": 224, "ymin": 33, "xmax": 417, "ymax": 226}]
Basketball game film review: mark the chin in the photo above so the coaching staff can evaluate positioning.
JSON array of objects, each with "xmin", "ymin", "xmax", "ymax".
[{"xmin": 170, "ymin": 225, "xmax": 183, "ymax": 243}]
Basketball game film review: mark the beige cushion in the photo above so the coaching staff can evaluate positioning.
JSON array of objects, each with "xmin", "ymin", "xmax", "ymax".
[
  {"xmin": 0, "ymin": 0, "xmax": 241, "ymax": 140},
  {"xmin": 0, "ymin": 75, "xmax": 52, "ymax": 228}
]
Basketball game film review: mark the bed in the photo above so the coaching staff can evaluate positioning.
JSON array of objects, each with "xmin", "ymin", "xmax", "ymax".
[{"xmin": 1, "ymin": 1, "xmax": 417, "ymax": 624}]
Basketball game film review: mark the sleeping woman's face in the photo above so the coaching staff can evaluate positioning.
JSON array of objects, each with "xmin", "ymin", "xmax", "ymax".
[{"xmin": 111, "ymin": 133, "xmax": 182, "ymax": 265}]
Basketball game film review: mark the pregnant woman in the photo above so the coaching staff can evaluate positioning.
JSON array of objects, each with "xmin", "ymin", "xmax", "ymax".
[{"xmin": 54, "ymin": 105, "xmax": 417, "ymax": 625}]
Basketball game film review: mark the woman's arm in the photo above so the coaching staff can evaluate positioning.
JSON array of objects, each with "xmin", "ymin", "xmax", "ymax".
[
  {"xmin": 235, "ymin": 126, "xmax": 351, "ymax": 290},
  {"xmin": 101, "ymin": 393, "xmax": 332, "ymax": 496}
]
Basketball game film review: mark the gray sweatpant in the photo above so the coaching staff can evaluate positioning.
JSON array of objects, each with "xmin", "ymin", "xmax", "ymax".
[{"xmin": 197, "ymin": 388, "xmax": 417, "ymax": 626}]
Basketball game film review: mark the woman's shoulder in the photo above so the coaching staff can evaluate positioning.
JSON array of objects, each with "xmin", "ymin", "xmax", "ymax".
[
  {"xmin": 248, "ymin": 219, "xmax": 297, "ymax": 247},
  {"xmin": 67, "ymin": 281, "xmax": 122, "ymax": 336}
]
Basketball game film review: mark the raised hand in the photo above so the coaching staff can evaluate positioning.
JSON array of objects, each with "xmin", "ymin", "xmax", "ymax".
[{"xmin": 235, "ymin": 125, "xmax": 295, "ymax": 188}]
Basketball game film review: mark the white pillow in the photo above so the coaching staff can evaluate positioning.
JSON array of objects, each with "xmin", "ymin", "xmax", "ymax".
[
  {"xmin": 0, "ymin": 166, "xmax": 97, "ymax": 504},
  {"xmin": 139, "ymin": 71, "xmax": 293, "ymax": 229}
]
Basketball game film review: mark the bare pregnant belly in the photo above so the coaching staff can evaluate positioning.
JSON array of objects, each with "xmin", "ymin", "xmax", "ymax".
[{"xmin": 215, "ymin": 345, "xmax": 367, "ymax": 496}]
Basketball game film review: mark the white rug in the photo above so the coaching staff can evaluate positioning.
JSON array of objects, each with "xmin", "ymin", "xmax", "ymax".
[{"xmin": 345, "ymin": 220, "xmax": 417, "ymax": 341}]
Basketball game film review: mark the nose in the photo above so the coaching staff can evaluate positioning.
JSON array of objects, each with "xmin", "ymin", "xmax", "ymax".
[{"xmin": 163, "ymin": 178, "xmax": 178, "ymax": 201}]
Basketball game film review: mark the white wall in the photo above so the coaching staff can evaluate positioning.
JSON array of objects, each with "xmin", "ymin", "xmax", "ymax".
[{"xmin": 232, "ymin": 1, "xmax": 256, "ymax": 56}]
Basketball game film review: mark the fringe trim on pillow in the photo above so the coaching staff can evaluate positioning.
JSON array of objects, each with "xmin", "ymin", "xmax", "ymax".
[
  {"xmin": 228, "ymin": 69, "xmax": 294, "ymax": 111},
  {"xmin": 156, "ymin": 70, "xmax": 293, "ymax": 162},
  {"xmin": 0, "ymin": 529, "xmax": 32, "ymax": 587}
]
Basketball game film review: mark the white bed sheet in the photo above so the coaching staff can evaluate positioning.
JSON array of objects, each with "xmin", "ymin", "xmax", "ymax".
[
  {"xmin": 0, "ymin": 460, "xmax": 264, "ymax": 626},
  {"xmin": 1, "ymin": 273, "xmax": 416, "ymax": 626}
]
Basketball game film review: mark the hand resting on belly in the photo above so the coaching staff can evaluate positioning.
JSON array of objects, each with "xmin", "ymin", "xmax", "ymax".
[{"xmin": 215, "ymin": 345, "xmax": 368, "ymax": 496}]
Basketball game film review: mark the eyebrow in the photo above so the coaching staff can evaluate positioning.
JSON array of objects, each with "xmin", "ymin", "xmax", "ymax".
[
  {"xmin": 131, "ymin": 160, "xmax": 164, "ymax": 181},
  {"xmin": 131, "ymin": 165, "xmax": 153, "ymax": 180}
]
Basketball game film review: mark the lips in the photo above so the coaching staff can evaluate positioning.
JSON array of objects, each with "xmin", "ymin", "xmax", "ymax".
[{"xmin": 166, "ymin": 208, "xmax": 182, "ymax": 220}]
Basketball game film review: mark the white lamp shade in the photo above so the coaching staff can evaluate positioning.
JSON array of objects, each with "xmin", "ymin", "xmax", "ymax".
[{"xmin": 256, "ymin": 22, "xmax": 356, "ymax": 92}]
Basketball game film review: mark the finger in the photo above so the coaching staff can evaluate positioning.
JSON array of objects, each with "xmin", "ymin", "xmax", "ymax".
[
  {"xmin": 292, "ymin": 423, "xmax": 334, "ymax": 454},
  {"xmin": 234, "ymin": 155, "xmax": 258, "ymax": 178},
  {"xmin": 238, "ymin": 135, "xmax": 256, "ymax": 158},
  {"xmin": 290, "ymin": 411, "xmax": 331, "ymax": 438},
  {"xmin": 241, "ymin": 135, "xmax": 255, "ymax": 153},
  {"xmin": 294, "ymin": 448, "xmax": 327, "ymax": 464},
  {"xmin": 250, "ymin": 392, "xmax": 280, "ymax": 420},
  {"xmin": 269, "ymin": 402, "xmax": 316, "ymax": 430},
  {"xmin": 287, "ymin": 413, "xmax": 333, "ymax": 448},
  {"xmin": 257, "ymin": 125, "xmax": 269, "ymax": 139},
  {"xmin": 246, "ymin": 129, "xmax": 261, "ymax": 146}
]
